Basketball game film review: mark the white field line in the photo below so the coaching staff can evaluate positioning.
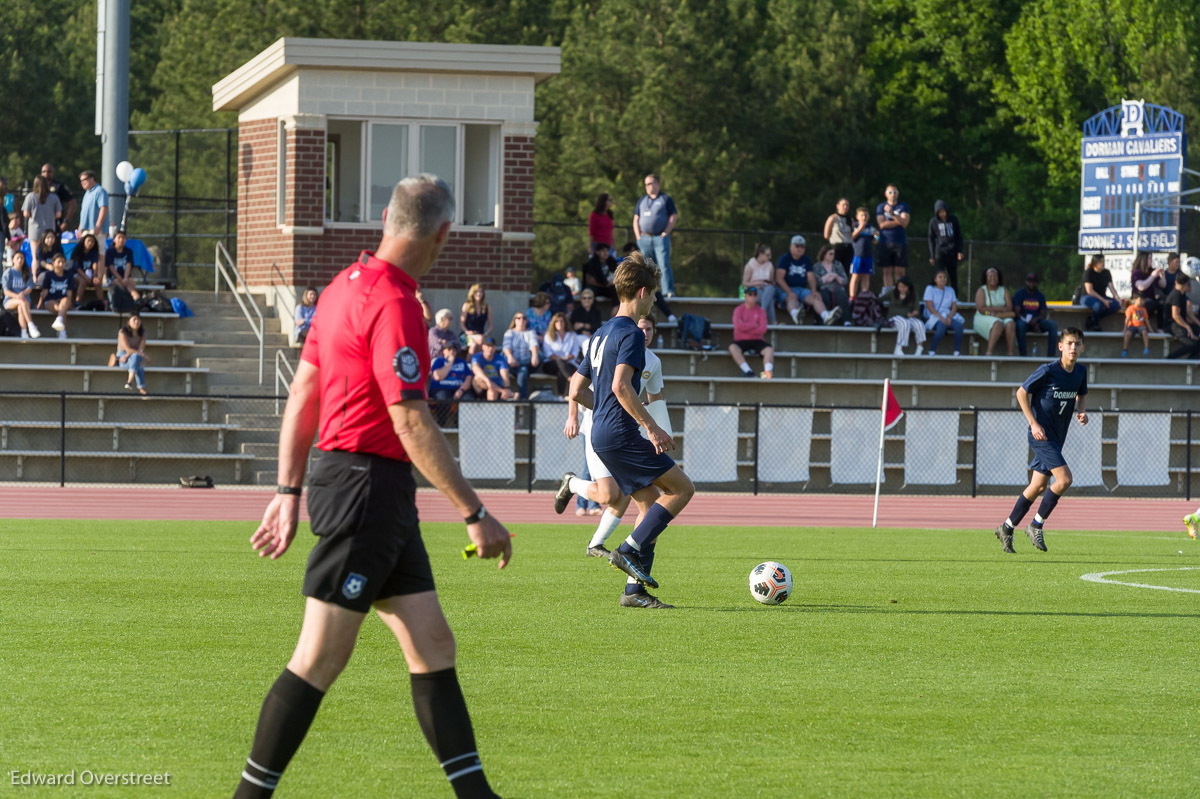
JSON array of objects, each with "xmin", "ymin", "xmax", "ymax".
[{"xmin": 1080, "ymin": 567, "xmax": 1200, "ymax": 594}]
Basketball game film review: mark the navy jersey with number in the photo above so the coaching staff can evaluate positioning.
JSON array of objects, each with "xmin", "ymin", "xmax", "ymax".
[
  {"xmin": 578, "ymin": 315, "xmax": 644, "ymax": 452},
  {"xmin": 1022, "ymin": 360, "xmax": 1087, "ymax": 445}
]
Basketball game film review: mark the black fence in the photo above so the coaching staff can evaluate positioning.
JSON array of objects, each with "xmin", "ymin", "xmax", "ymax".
[{"xmin": 2, "ymin": 393, "xmax": 1192, "ymax": 499}]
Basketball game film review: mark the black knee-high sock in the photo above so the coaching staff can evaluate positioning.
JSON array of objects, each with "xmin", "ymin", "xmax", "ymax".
[
  {"xmin": 233, "ymin": 669, "xmax": 325, "ymax": 798},
  {"xmin": 1005, "ymin": 494, "xmax": 1034, "ymax": 529},
  {"xmin": 411, "ymin": 668, "xmax": 496, "ymax": 799},
  {"xmin": 1033, "ymin": 489, "xmax": 1062, "ymax": 525}
]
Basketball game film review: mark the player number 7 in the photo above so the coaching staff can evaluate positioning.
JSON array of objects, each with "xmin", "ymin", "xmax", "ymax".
[{"xmin": 1058, "ymin": 400, "xmax": 1068, "ymax": 415}]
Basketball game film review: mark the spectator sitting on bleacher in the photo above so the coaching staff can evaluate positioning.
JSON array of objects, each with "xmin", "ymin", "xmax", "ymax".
[
  {"xmin": 973, "ymin": 267, "xmax": 1016, "ymax": 356},
  {"xmin": 116, "ymin": 312, "xmax": 148, "ymax": 394},
  {"xmin": 1012, "ymin": 272, "xmax": 1059, "ymax": 357},
  {"xmin": 1081, "ymin": 254, "xmax": 1121, "ymax": 330},
  {"xmin": 430, "ymin": 341, "xmax": 473, "ymax": 404},
  {"xmin": 814, "ymin": 245, "xmax": 851, "ymax": 325},
  {"xmin": 469, "ymin": 336, "xmax": 514, "ymax": 400},
  {"xmin": 527, "ymin": 291, "xmax": 553, "ymax": 336},
  {"xmin": 923, "ymin": 268, "xmax": 965, "ymax": 356},
  {"xmin": 105, "ymin": 229, "xmax": 140, "ymax": 303},
  {"xmin": 570, "ymin": 288, "xmax": 602, "ymax": 342},
  {"xmin": 33, "ymin": 229, "xmax": 63, "ymax": 282},
  {"xmin": 1122, "ymin": 295, "xmax": 1151, "ymax": 357},
  {"xmin": 36, "ymin": 253, "xmax": 75, "ymax": 339},
  {"xmin": 540, "ymin": 312, "xmax": 583, "ymax": 398},
  {"xmin": 564, "ymin": 265, "xmax": 582, "ymax": 300},
  {"xmin": 729, "ymin": 286, "xmax": 774, "ymax": 379},
  {"xmin": 1130, "ymin": 251, "xmax": 1165, "ymax": 331},
  {"xmin": 4, "ymin": 232, "xmax": 24, "ymax": 269},
  {"xmin": 743, "ymin": 244, "xmax": 777, "ymax": 324},
  {"xmin": 2, "ymin": 250, "xmax": 40, "ymax": 338},
  {"xmin": 884, "ymin": 276, "xmax": 925, "ymax": 356},
  {"xmin": 776, "ymin": 235, "xmax": 841, "ymax": 326},
  {"xmin": 428, "ymin": 308, "xmax": 458, "ymax": 359},
  {"xmin": 502, "ymin": 310, "xmax": 540, "ymax": 399},
  {"xmin": 460, "ymin": 282, "xmax": 493, "ymax": 356},
  {"xmin": 22, "ymin": 177, "xmax": 61, "ymax": 267},
  {"xmin": 583, "ymin": 243, "xmax": 619, "ymax": 303},
  {"xmin": 70, "ymin": 233, "xmax": 107, "ymax": 310},
  {"xmin": 1165, "ymin": 271, "xmax": 1200, "ymax": 360},
  {"xmin": 294, "ymin": 287, "xmax": 318, "ymax": 344}
]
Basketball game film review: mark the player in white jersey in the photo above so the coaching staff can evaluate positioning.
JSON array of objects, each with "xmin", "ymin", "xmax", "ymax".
[{"xmin": 563, "ymin": 315, "xmax": 669, "ymax": 557}]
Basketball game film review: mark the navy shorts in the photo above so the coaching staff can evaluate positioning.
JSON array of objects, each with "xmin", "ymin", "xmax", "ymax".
[
  {"xmin": 876, "ymin": 241, "xmax": 908, "ymax": 268},
  {"xmin": 595, "ymin": 438, "xmax": 676, "ymax": 496},
  {"xmin": 1028, "ymin": 434, "xmax": 1067, "ymax": 475}
]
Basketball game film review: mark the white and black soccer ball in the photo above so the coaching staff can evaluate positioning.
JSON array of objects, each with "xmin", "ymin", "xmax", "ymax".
[{"xmin": 749, "ymin": 561, "xmax": 793, "ymax": 605}]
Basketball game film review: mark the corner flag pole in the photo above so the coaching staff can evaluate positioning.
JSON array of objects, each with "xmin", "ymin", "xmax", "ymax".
[{"xmin": 872, "ymin": 379, "xmax": 888, "ymax": 529}]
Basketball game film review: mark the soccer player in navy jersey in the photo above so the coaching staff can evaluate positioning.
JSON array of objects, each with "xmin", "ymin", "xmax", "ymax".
[
  {"xmin": 993, "ymin": 327, "xmax": 1089, "ymax": 553},
  {"xmin": 555, "ymin": 251, "xmax": 694, "ymax": 607}
]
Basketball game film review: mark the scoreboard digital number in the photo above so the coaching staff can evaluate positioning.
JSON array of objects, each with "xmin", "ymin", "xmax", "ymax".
[{"xmin": 1078, "ymin": 101, "xmax": 1186, "ymax": 253}]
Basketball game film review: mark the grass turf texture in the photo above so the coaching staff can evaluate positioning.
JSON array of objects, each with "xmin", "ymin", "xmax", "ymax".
[{"xmin": 2, "ymin": 520, "xmax": 1199, "ymax": 798}]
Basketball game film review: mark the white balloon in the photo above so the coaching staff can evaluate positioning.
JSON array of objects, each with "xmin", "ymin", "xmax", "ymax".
[{"xmin": 115, "ymin": 161, "xmax": 134, "ymax": 182}]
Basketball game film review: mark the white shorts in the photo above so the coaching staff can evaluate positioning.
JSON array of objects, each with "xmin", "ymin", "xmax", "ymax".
[{"xmin": 584, "ymin": 430, "xmax": 612, "ymax": 480}]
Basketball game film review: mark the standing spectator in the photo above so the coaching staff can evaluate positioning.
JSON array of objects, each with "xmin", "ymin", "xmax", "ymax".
[
  {"xmin": 583, "ymin": 242, "xmax": 619, "ymax": 302},
  {"xmin": 588, "ymin": 193, "xmax": 615, "ymax": 254},
  {"xmin": 414, "ymin": 288, "xmax": 433, "ymax": 327},
  {"xmin": 36, "ymin": 253, "xmax": 75, "ymax": 339},
  {"xmin": 294, "ymin": 287, "xmax": 318, "ymax": 344},
  {"xmin": 459, "ymin": 282, "xmax": 492, "ymax": 355},
  {"xmin": 526, "ymin": 291, "xmax": 553, "ymax": 336},
  {"xmin": 563, "ymin": 265, "xmax": 582, "ymax": 300},
  {"xmin": 502, "ymin": 310, "xmax": 541, "ymax": 399},
  {"xmin": 0, "ymin": 176, "xmax": 9, "ymax": 239},
  {"xmin": 77, "ymin": 170, "xmax": 109, "ymax": 236},
  {"xmin": 429, "ymin": 341, "xmax": 473, "ymax": 408},
  {"xmin": 540, "ymin": 312, "xmax": 583, "ymax": 397},
  {"xmin": 33, "ymin": 229, "xmax": 64, "ymax": 282},
  {"xmin": 728, "ymin": 286, "xmax": 774, "ymax": 379},
  {"xmin": 116, "ymin": 312, "xmax": 148, "ymax": 394},
  {"xmin": 927, "ymin": 199, "xmax": 964, "ymax": 293},
  {"xmin": 823, "ymin": 197, "xmax": 854, "ymax": 269},
  {"xmin": 884, "ymin": 276, "xmax": 925, "ymax": 356},
  {"xmin": 69, "ymin": 232, "xmax": 106, "ymax": 309},
  {"xmin": 2, "ymin": 250, "xmax": 40, "ymax": 338},
  {"xmin": 875, "ymin": 183, "xmax": 911, "ymax": 290},
  {"xmin": 973, "ymin": 267, "xmax": 1016, "ymax": 356},
  {"xmin": 22, "ymin": 176, "xmax": 62, "ymax": 268},
  {"xmin": 775, "ymin": 235, "xmax": 841, "ymax": 325},
  {"xmin": 1122, "ymin": 295, "xmax": 1151, "ymax": 357},
  {"xmin": 633, "ymin": 173, "xmax": 678, "ymax": 296},
  {"xmin": 923, "ymin": 269, "xmax": 965, "ymax": 356},
  {"xmin": 570, "ymin": 288, "xmax": 602, "ymax": 341},
  {"xmin": 742, "ymin": 244, "xmax": 777, "ymax": 324},
  {"xmin": 427, "ymin": 308, "xmax": 458, "ymax": 359},
  {"xmin": 1130, "ymin": 251, "xmax": 1165, "ymax": 330},
  {"xmin": 40, "ymin": 163, "xmax": 76, "ymax": 231},
  {"xmin": 1081, "ymin": 254, "xmax": 1121, "ymax": 330},
  {"xmin": 814, "ymin": 244, "xmax": 851, "ymax": 324},
  {"xmin": 469, "ymin": 336, "xmax": 514, "ymax": 400},
  {"xmin": 1165, "ymin": 272, "xmax": 1200, "ymax": 359},
  {"xmin": 849, "ymin": 206, "xmax": 876, "ymax": 299},
  {"xmin": 1012, "ymin": 272, "xmax": 1059, "ymax": 357},
  {"xmin": 105, "ymin": 229, "xmax": 140, "ymax": 302}
]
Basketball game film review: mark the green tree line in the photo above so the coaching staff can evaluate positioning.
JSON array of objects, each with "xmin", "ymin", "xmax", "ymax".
[{"xmin": 3, "ymin": 0, "xmax": 1198, "ymax": 291}]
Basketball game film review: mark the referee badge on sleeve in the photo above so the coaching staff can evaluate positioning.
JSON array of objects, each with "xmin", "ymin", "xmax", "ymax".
[{"xmin": 393, "ymin": 347, "xmax": 421, "ymax": 383}]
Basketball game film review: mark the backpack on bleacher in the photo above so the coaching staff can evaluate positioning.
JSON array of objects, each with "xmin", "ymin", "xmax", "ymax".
[
  {"xmin": 135, "ymin": 290, "xmax": 173, "ymax": 314},
  {"xmin": 0, "ymin": 308, "xmax": 20, "ymax": 337},
  {"xmin": 850, "ymin": 290, "xmax": 883, "ymax": 327},
  {"xmin": 678, "ymin": 313, "xmax": 713, "ymax": 350}
]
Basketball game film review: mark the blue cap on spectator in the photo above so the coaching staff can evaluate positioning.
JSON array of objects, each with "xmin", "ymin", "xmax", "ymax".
[
  {"xmin": 791, "ymin": 235, "xmax": 806, "ymax": 247},
  {"xmin": 745, "ymin": 286, "xmax": 758, "ymax": 295},
  {"xmin": 483, "ymin": 336, "xmax": 496, "ymax": 345}
]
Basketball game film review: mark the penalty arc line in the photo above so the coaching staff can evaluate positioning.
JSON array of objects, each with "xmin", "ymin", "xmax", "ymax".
[{"xmin": 1080, "ymin": 567, "xmax": 1200, "ymax": 594}]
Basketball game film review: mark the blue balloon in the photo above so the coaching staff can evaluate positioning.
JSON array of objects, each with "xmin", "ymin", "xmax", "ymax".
[{"xmin": 129, "ymin": 167, "xmax": 147, "ymax": 192}]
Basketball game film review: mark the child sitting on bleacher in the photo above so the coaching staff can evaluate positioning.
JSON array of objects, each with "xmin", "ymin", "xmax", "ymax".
[{"xmin": 1122, "ymin": 295, "xmax": 1151, "ymax": 358}]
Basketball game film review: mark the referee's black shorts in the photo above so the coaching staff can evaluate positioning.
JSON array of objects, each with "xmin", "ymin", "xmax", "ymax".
[{"xmin": 302, "ymin": 449, "xmax": 436, "ymax": 612}]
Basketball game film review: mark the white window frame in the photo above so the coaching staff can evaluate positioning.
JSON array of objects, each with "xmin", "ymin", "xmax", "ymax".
[{"xmin": 322, "ymin": 117, "xmax": 503, "ymax": 231}]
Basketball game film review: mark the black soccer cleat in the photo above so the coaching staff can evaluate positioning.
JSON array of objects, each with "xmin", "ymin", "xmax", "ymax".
[
  {"xmin": 619, "ymin": 591, "xmax": 675, "ymax": 609},
  {"xmin": 609, "ymin": 548, "xmax": 658, "ymax": 589},
  {"xmin": 554, "ymin": 472, "xmax": 576, "ymax": 514},
  {"xmin": 994, "ymin": 523, "xmax": 1015, "ymax": 554},
  {"xmin": 586, "ymin": 544, "xmax": 611, "ymax": 558},
  {"xmin": 1025, "ymin": 523, "xmax": 1047, "ymax": 552}
]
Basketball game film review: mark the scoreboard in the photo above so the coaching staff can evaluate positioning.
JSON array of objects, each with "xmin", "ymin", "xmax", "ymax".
[{"xmin": 1078, "ymin": 101, "xmax": 1185, "ymax": 253}]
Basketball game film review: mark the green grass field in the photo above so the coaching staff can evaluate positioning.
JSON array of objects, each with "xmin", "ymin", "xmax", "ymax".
[{"xmin": 2, "ymin": 520, "xmax": 1199, "ymax": 798}]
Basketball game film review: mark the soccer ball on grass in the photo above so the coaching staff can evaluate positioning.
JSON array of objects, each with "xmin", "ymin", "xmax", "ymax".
[{"xmin": 749, "ymin": 561, "xmax": 792, "ymax": 605}]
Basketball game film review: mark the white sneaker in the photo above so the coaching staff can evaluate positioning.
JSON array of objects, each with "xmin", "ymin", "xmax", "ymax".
[
  {"xmin": 667, "ymin": 314, "xmax": 678, "ymax": 324},
  {"xmin": 28, "ymin": 322, "xmax": 40, "ymax": 338},
  {"xmin": 914, "ymin": 345, "xmax": 924, "ymax": 356},
  {"xmin": 57, "ymin": 329, "xmax": 67, "ymax": 339},
  {"xmin": 51, "ymin": 316, "xmax": 65, "ymax": 332},
  {"xmin": 952, "ymin": 351, "xmax": 961, "ymax": 357},
  {"xmin": 20, "ymin": 329, "xmax": 29, "ymax": 339},
  {"xmin": 893, "ymin": 343, "xmax": 905, "ymax": 356}
]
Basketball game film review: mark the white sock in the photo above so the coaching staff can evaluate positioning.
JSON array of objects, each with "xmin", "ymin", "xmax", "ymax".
[
  {"xmin": 568, "ymin": 476, "xmax": 594, "ymax": 498},
  {"xmin": 1033, "ymin": 513, "xmax": 1045, "ymax": 525},
  {"xmin": 739, "ymin": 363, "xmax": 753, "ymax": 375},
  {"xmin": 1004, "ymin": 518, "xmax": 1016, "ymax": 529},
  {"xmin": 764, "ymin": 362, "xmax": 773, "ymax": 373},
  {"xmin": 589, "ymin": 509, "xmax": 623, "ymax": 547},
  {"xmin": 622, "ymin": 535, "xmax": 641, "ymax": 552},
  {"xmin": 821, "ymin": 310, "xmax": 831, "ymax": 321},
  {"xmin": 790, "ymin": 308, "xmax": 800, "ymax": 322}
]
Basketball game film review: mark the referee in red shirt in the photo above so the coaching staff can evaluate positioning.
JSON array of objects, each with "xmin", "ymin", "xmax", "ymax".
[{"xmin": 233, "ymin": 175, "xmax": 512, "ymax": 799}]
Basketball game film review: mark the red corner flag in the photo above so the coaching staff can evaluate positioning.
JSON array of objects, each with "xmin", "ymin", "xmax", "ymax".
[{"xmin": 882, "ymin": 379, "xmax": 904, "ymax": 431}]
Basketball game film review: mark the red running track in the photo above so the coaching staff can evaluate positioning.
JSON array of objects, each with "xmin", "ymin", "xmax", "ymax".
[{"xmin": 0, "ymin": 486, "xmax": 1189, "ymax": 532}]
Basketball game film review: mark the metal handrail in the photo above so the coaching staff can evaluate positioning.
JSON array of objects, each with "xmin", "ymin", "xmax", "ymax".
[
  {"xmin": 214, "ymin": 242, "xmax": 265, "ymax": 384},
  {"xmin": 274, "ymin": 349, "xmax": 296, "ymax": 414}
]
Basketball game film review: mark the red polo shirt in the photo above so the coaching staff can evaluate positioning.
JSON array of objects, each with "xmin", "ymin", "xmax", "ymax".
[{"xmin": 301, "ymin": 251, "xmax": 430, "ymax": 461}]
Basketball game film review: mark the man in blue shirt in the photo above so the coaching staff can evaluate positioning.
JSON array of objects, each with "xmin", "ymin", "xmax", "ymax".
[
  {"xmin": 1010, "ymin": 272, "xmax": 1059, "ymax": 357},
  {"xmin": 77, "ymin": 170, "xmax": 109, "ymax": 236},
  {"xmin": 875, "ymin": 183, "xmax": 910, "ymax": 291},
  {"xmin": 993, "ymin": 327, "xmax": 1088, "ymax": 553},
  {"xmin": 555, "ymin": 251, "xmax": 694, "ymax": 608},
  {"xmin": 775, "ymin": 235, "xmax": 841, "ymax": 325},
  {"xmin": 469, "ymin": 337, "xmax": 513, "ymax": 401},
  {"xmin": 633, "ymin": 174, "xmax": 678, "ymax": 297}
]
